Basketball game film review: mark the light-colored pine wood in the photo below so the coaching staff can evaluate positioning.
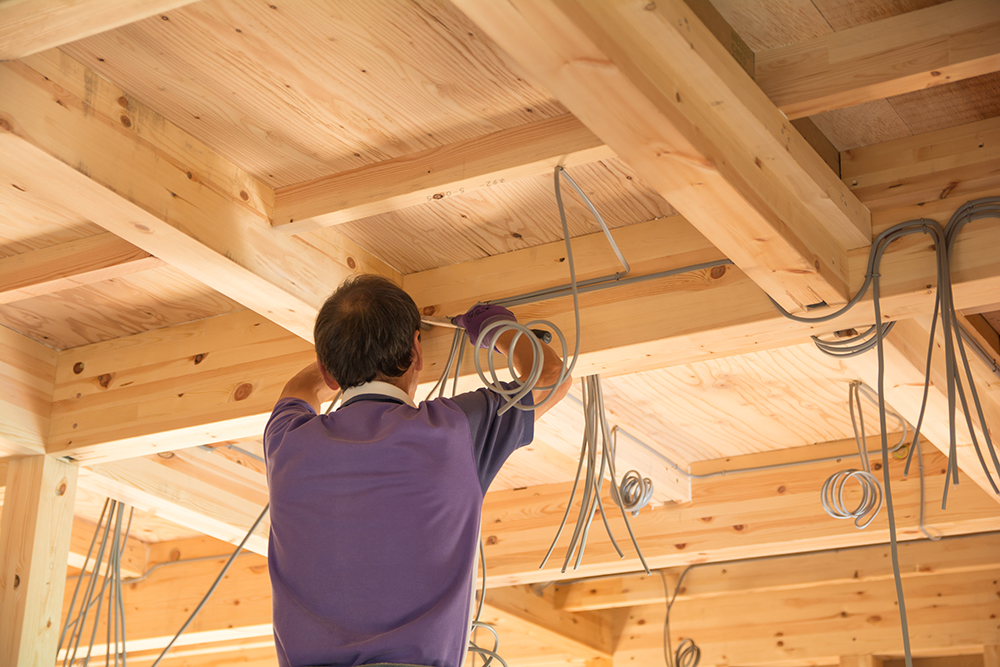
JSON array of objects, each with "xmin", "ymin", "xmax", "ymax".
[
  {"xmin": 843, "ymin": 317, "xmax": 1000, "ymax": 504},
  {"xmin": 67, "ymin": 516, "xmax": 146, "ymax": 579},
  {"xmin": 273, "ymin": 114, "xmax": 615, "ymax": 234},
  {"xmin": 453, "ymin": 0, "xmax": 870, "ymax": 312},
  {"xmin": 986, "ymin": 645, "xmax": 1000, "ymax": 667},
  {"xmin": 841, "ymin": 657, "xmax": 884, "ymax": 667},
  {"xmin": 479, "ymin": 448, "xmax": 1000, "ymax": 586},
  {"xmin": 0, "ymin": 324, "xmax": 56, "ymax": 457},
  {"xmin": 843, "ymin": 116, "xmax": 1000, "ymax": 215},
  {"xmin": 0, "ymin": 233, "xmax": 163, "ymax": 305},
  {"xmin": 0, "ymin": 455, "xmax": 78, "ymax": 667},
  {"xmin": 756, "ymin": 0, "xmax": 1000, "ymax": 119},
  {"xmin": 556, "ymin": 530, "xmax": 1000, "ymax": 611},
  {"xmin": 0, "ymin": 50, "xmax": 398, "ymax": 342},
  {"xmin": 0, "ymin": 0, "xmax": 197, "ymax": 60}
]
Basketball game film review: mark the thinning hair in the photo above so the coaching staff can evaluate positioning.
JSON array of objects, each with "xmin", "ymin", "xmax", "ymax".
[{"xmin": 314, "ymin": 275, "xmax": 421, "ymax": 389}]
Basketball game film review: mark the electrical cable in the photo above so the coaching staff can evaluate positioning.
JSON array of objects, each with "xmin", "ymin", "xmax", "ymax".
[
  {"xmin": 659, "ymin": 568, "xmax": 700, "ymax": 667},
  {"xmin": 767, "ymin": 197, "xmax": 1000, "ymax": 667},
  {"xmin": 150, "ymin": 503, "xmax": 270, "ymax": 667}
]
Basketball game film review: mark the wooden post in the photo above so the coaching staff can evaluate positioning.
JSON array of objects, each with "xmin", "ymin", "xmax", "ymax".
[
  {"xmin": 840, "ymin": 657, "xmax": 883, "ymax": 667},
  {"xmin": 985, "ymin": 645, "xmax": 1000, "ymax": 667},
  {"xmin": 0, "ymin": 455, "xmax": 79, "ymax": 667}
]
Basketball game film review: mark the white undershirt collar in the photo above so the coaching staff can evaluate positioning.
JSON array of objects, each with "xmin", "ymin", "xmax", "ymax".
[{"xmin": 341, "ymin": 380, "xmax": 417, "ymax": 408}]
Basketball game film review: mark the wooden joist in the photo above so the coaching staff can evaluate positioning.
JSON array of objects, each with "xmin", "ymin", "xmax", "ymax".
[
  {"xmin": 271, "ymin": 114, "xmax": 615, "ymax": 234},
  {"xmin": 554, "ymin": 532, "xmax": 1000, "ymax": 611},
  {"xmin": 0, "ymin": 455, "xmax": 78, "ymax": 667},
  {"xmin": 68, "ymin": 516, "xmax": 147, "ymax": 579},
  {"xmin": 0, "ymin": 50, "xmax": 397, "ymax": 341},
  {"xmin": 0, "ymin": 324, "xmax": 56, "ymax": 458},
  {"xmin": 755, "ymin": 0, "xmax": 1000, "ymax": 120},
  {"xmin": 0, "ymin": 0, "xmax": 198, "ymax": 61},
  {"xmin": 480, "ymin": 446, "xmax": 1000, "ymax": 586},
  {"xmin": 452, "ymin": 0, "xmax": 869, "ymax": 313},
  {"xmin": 844, "ymin": 316, "xmax": 1000, "ymax": 504},
  {"xmin": 0, "ymin": 233, "xmax": 163, "ymax": 305}
]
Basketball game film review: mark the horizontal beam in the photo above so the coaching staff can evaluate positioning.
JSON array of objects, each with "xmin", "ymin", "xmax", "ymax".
[
  {"xmin": 755, "ymin": 0, "xmax": 1000, "ymax": 119},
  {"xmin": 0, "ymin": 324, "xmax": 55, "ymax": 457},
  {"xmin": 0, "ymin": 233, "xmax": 163, "ymax": 305},
  {"xmin": 453, "ymin": 0, "xmax": 869, "ymax": 312},
  {"xmin": 272, "ymin": 113, "xmax": 615, "ymax": 234},
  {"xmin": 0, "ymin": 50, "xmax": 397, "ymax": 341},
  {"xmin": 0, "ymin": 0, "xmax": 198, "ymax": 61},
  {"xmin": 68, "ymin": 516, "xmax": 146, "ymax": 579},
  {"xmin": 613, "ymin": 565, "xmax": 1000, "ymax": 665},
  {"xmin": 555, "ymin": 531, "xmax": 1000, "ymax": 611},
  {"xmin": 479, "ymin": 445, "xmax": 1000, "ymax": 586}
]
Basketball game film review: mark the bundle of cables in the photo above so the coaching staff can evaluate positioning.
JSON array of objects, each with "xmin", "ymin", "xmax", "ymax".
[{"xmin": 770, "ymin": 196, "xmax": 1000, "ymax": 667}]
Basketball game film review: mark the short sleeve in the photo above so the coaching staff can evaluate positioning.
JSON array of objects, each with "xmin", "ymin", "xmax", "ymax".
[
  {"xmin": 450, "ymin": 383, "xmax": 534, "ymax": 493},
  {"xmin": 264, "ymin": 397, "xmax": 317, "ymax": 461}
]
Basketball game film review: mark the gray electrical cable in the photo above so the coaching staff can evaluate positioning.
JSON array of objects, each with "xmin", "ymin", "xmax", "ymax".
[
  {"xmin": 150, "ymin": 503, "xmax": 270, "ymax": 667},
  {"xmin": 659, "ymin": 568, "xmax": 700, "ymax": 667}
]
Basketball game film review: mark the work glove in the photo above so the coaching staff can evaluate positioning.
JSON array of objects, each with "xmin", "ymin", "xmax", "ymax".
[{"xmin": 454, "ymin": 304, "xmax": 516, "ymax": 349}]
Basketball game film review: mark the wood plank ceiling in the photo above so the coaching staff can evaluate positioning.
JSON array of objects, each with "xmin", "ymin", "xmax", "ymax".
[{"xmin": 0, "ymin": 0, "xmax": 999, "ymax": 663}]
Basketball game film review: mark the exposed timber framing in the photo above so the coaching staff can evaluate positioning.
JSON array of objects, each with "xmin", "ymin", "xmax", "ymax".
[
  {"xmin": 554, "ymin": 531, "xmax": 1000, "ymax": 611},
  {"xmin": 271, "ymin": 113, "xmax": 616, "ymax": 235},
  {"xmin": 0, "ymin": 455, "xmax": 78, "ymax": 667},
  {"xmin": 0, "ymin": 233, "xmax": 163, "ymax": 305},
  {"xmin": 0, "ymin": 0, "xmax": 199, "ymax": 61},
  {"xmin": 0, "ymin": 50, "xmax": 398, "ymax": 341},
  {"xmin": 452, "ymin": 0, "xmax": 870, "ymax": 313},
  {"xmin": 0, "ymin": 325, "xmax": 56, "ymax": 458},
  {"xmin": 756, "ymin": 0, "xmax": 1000, "ymax": 120}
]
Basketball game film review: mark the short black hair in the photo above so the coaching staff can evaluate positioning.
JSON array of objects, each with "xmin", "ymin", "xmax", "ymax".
[{"xmin": 314, "ymin": 275, "xmax": 421, "ymax": 389}]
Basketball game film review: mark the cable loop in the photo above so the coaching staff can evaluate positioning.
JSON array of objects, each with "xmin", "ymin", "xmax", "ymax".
[
  {"xmin": 618, "ymin": 469, "xmax": 654, "ymax": 516},
  {"xmin": 820, "ymin": 468, "xmax": 883, "ymax": 529}
]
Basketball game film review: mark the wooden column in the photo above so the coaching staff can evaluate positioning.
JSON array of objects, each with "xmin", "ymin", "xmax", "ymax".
[
  {"xmin": 840, "ymin": 657, "xmax": 883, "ymax": 667},
  {"xmin": 0, "ymin": 455, "xmax": 79, "ymax": 667},
  {"xmin": 986, "ymin": 645, "xmax": 1000, "ymax": 667}
]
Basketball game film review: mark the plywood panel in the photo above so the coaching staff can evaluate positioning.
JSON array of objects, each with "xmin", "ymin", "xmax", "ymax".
[
  {"xmin": 598, "ymin": 343, "xmax": 889, "ymax": 466},
  {"xmin": 0, "ymin": 265, "xmax": 243, "ymax": 349},
  {"xmin": 711, "ymin": 0, "xmax": 832, "ymax": 52},
  {"xmin": 888, "ymin": 71, "xmax": 1000, "ymax": 136},
  {"xmin": 62, "ymin": 0, "xmax": 565, "ymax": 187},
  {"xmin": 812, "ymin": 99, "xmax": 913, "ymax": 151},
  {"xmin": 327, "ymin": 158, "xmax": 677, "ymax": 273}
]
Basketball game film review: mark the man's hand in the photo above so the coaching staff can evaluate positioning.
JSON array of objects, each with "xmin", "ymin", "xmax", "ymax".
[
  {"xmin": 454, "ymin": 304, "xmax": 516, "ymax": 349},
  {"xmin": 277, "ymin": 360, "xmax": 340, "ymax": 413}
]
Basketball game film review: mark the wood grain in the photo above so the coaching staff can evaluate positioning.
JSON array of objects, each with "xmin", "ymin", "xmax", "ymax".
[
  {"xmin": 0, "ymin": 324, "xmax": 55, "ymax": 457},
  {"xmin": 61, "ymin": 0, "xmax": 566, "ymax": 187}
]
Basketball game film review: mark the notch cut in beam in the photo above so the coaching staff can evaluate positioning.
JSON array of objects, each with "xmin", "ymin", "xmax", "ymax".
[
  {"xmin": 0, "ymin": 233, "xmax": 163, "ymax": 304},
  {"xmin": 756, "ymin": 0, "xmax": 1000, "ymax": 119},
  {"xmin": 452, "ymin": 0, "xmax": 869, "ymax": 313},
  {"xmin": 271, "ymin": 113, "xmax": 615, "ymax": 235}
]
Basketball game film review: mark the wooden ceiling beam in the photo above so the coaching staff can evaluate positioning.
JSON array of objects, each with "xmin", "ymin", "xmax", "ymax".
[
  {"xmin": 554, "ymin": 531, "xmax": 1000, "ymax": 611},
  {"xmin": 615, "ymin": 566, "xmax": 999, "ymax": 665},
  {"xmin": 67, "ymin": 515, "xmax": 147, "ymax": 579},
  {"xmin": 480, "ymin": 446, "xmax": 1000, "ymax": 586},
  {"xmin": 0, "ymin": 0, "xmax": 199, "ymax": 61},
  {"xmin": 0, "ymin": 50, "xmax": 398, "ymax": 341},
  {"xmin": 0, "ymin": 233, "xmax": 163, "ymax": 305},
  {"xmin": 452, "ymin": 0, "xmax": 869, "ymax": 313},
  {"xmin": 0, "ymin": 324, "xmax": 55, "ymax": 458},
  {"xmin": 757, "ymin": 0, "xmax": 1000, "ymax": 120},
  {"xmin": 843, "ymin": 316, "xmax": 1000, "ymax": 504},
  {"xmin": 271, "ymin": 113, "xmax": 615, "ymax": 235}
]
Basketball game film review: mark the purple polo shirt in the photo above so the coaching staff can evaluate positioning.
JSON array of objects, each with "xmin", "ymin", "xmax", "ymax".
[{"xmin": 263, "ymin": 382, "xmax": 533, "ymax": 667}]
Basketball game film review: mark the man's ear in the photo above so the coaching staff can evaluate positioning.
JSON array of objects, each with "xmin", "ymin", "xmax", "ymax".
[
  {"xmin": 413, "ymin": 330, "xmax": 423, "ymax": 373},
  {"xmin": 316, "ymin": 358, "xmax": 340, "ymax": 390}
]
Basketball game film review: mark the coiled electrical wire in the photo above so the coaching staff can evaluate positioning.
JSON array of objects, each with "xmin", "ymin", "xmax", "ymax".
[
  {"xmin": 660, "ymin": 568, "xmax": 700, "ymax": 667},
  {"xmin": 820, "ymin": 382, "xmax": 884, "ymax": 529},
  {"xmin": 811, "ymin": 322, "xmax": 896, "ymax": 357},
  {"xmin": 618, "ymin": 469, "xmax": 654, "ymax": 517},
  {"xmin": 539, "ymin": 374, "xmax": 651, "ymax": 574}
]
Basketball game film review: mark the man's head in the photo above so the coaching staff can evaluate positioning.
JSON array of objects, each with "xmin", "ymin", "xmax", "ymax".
[{"xmin": 314, "ymin": 275, "xmax": 422, "ymax": 390}]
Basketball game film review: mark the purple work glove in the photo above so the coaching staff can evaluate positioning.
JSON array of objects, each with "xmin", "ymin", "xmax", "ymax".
[{"xmin": 454, "ymin": 304, "xmax": 517, "ymax": 349}]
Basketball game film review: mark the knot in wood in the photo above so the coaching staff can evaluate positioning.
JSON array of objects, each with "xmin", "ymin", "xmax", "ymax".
[
  {"xmin": 485, "ymin": 535, "xmax": 498, "ymax": 546},
  {"xmin": 234, "ymin": 382, "xmax": 254, "ymax": 401},
  {"xmin": 56, "ymin": 479, "xmax": 68, "ymax": 496},
  {"xmin": 97, "ymin": 373, "xmax": 113, "ymax": 388},
  {"xmin": 709, "ymin": 265, "xmax": 726, "ymax": 279},
  {"xmin": 347, "ymin": 257, "xmax": 357, "ymax": 270},
  {"xmin": 422, "ymin": 306, "xmax": 436, "ymax": 316},
  {"xmin": 120, "ymin": 115, "xmax": 132, "ymax": 128},
  {"xmin": 73, "ymin": 362, "xmax": 85, "ymax": 374}
]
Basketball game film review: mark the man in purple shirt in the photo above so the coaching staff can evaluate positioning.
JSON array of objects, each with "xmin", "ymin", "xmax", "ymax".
[{"xmin": 264, "ymin": 274, "xmax": 571, "ymax": 667}]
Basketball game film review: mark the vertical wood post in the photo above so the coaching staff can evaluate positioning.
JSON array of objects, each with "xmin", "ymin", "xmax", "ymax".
[
  {"xmin": 0, "ymin": 455, "xmax": 78, "ymax": 667},
  {"xmin": 985, "ymin": 645, "xmax": 1000, "ymax": 667},
  {"xmin": 840, "ymin": 658, "xmax": 883, "ymax": 667}
]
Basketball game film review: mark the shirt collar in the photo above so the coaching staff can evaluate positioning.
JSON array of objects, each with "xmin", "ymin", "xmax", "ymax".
[{"xmin": 341, "ymin": 380, "xmax": 417, "ymax": 409}]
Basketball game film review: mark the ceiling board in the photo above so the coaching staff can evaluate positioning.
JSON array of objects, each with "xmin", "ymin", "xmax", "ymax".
[
  {"xmin": 811, "ymin": 98, "xmax": 913, "ymax": 151},
  {"xmin": 0, "ymin": 265, "xmax": 243, "ymax": 349},
  {"xmin": 62, "ymin": 0, "xmax": 565, "ymax": 187},
  {"xmin": 888, "ymin": 70, "xmax": 1000, "ymax": 136},
  {"xmin": 710, "ymin": 0, "xmax": 832, "ymax": 52},
  {"xmin": 810, "ymin": 0, "xmax": 949, "ymax": 31},
  {"xmin": 0, "ymin": 179, "xmax": 102, "ymax": 259},
  {"xmin": 326, "ymin": 158, "xmax": 676, "ymax": 274},
  {"xmin": 74, "ymin": 483, "xmax": 202, "ymax": 544}
]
